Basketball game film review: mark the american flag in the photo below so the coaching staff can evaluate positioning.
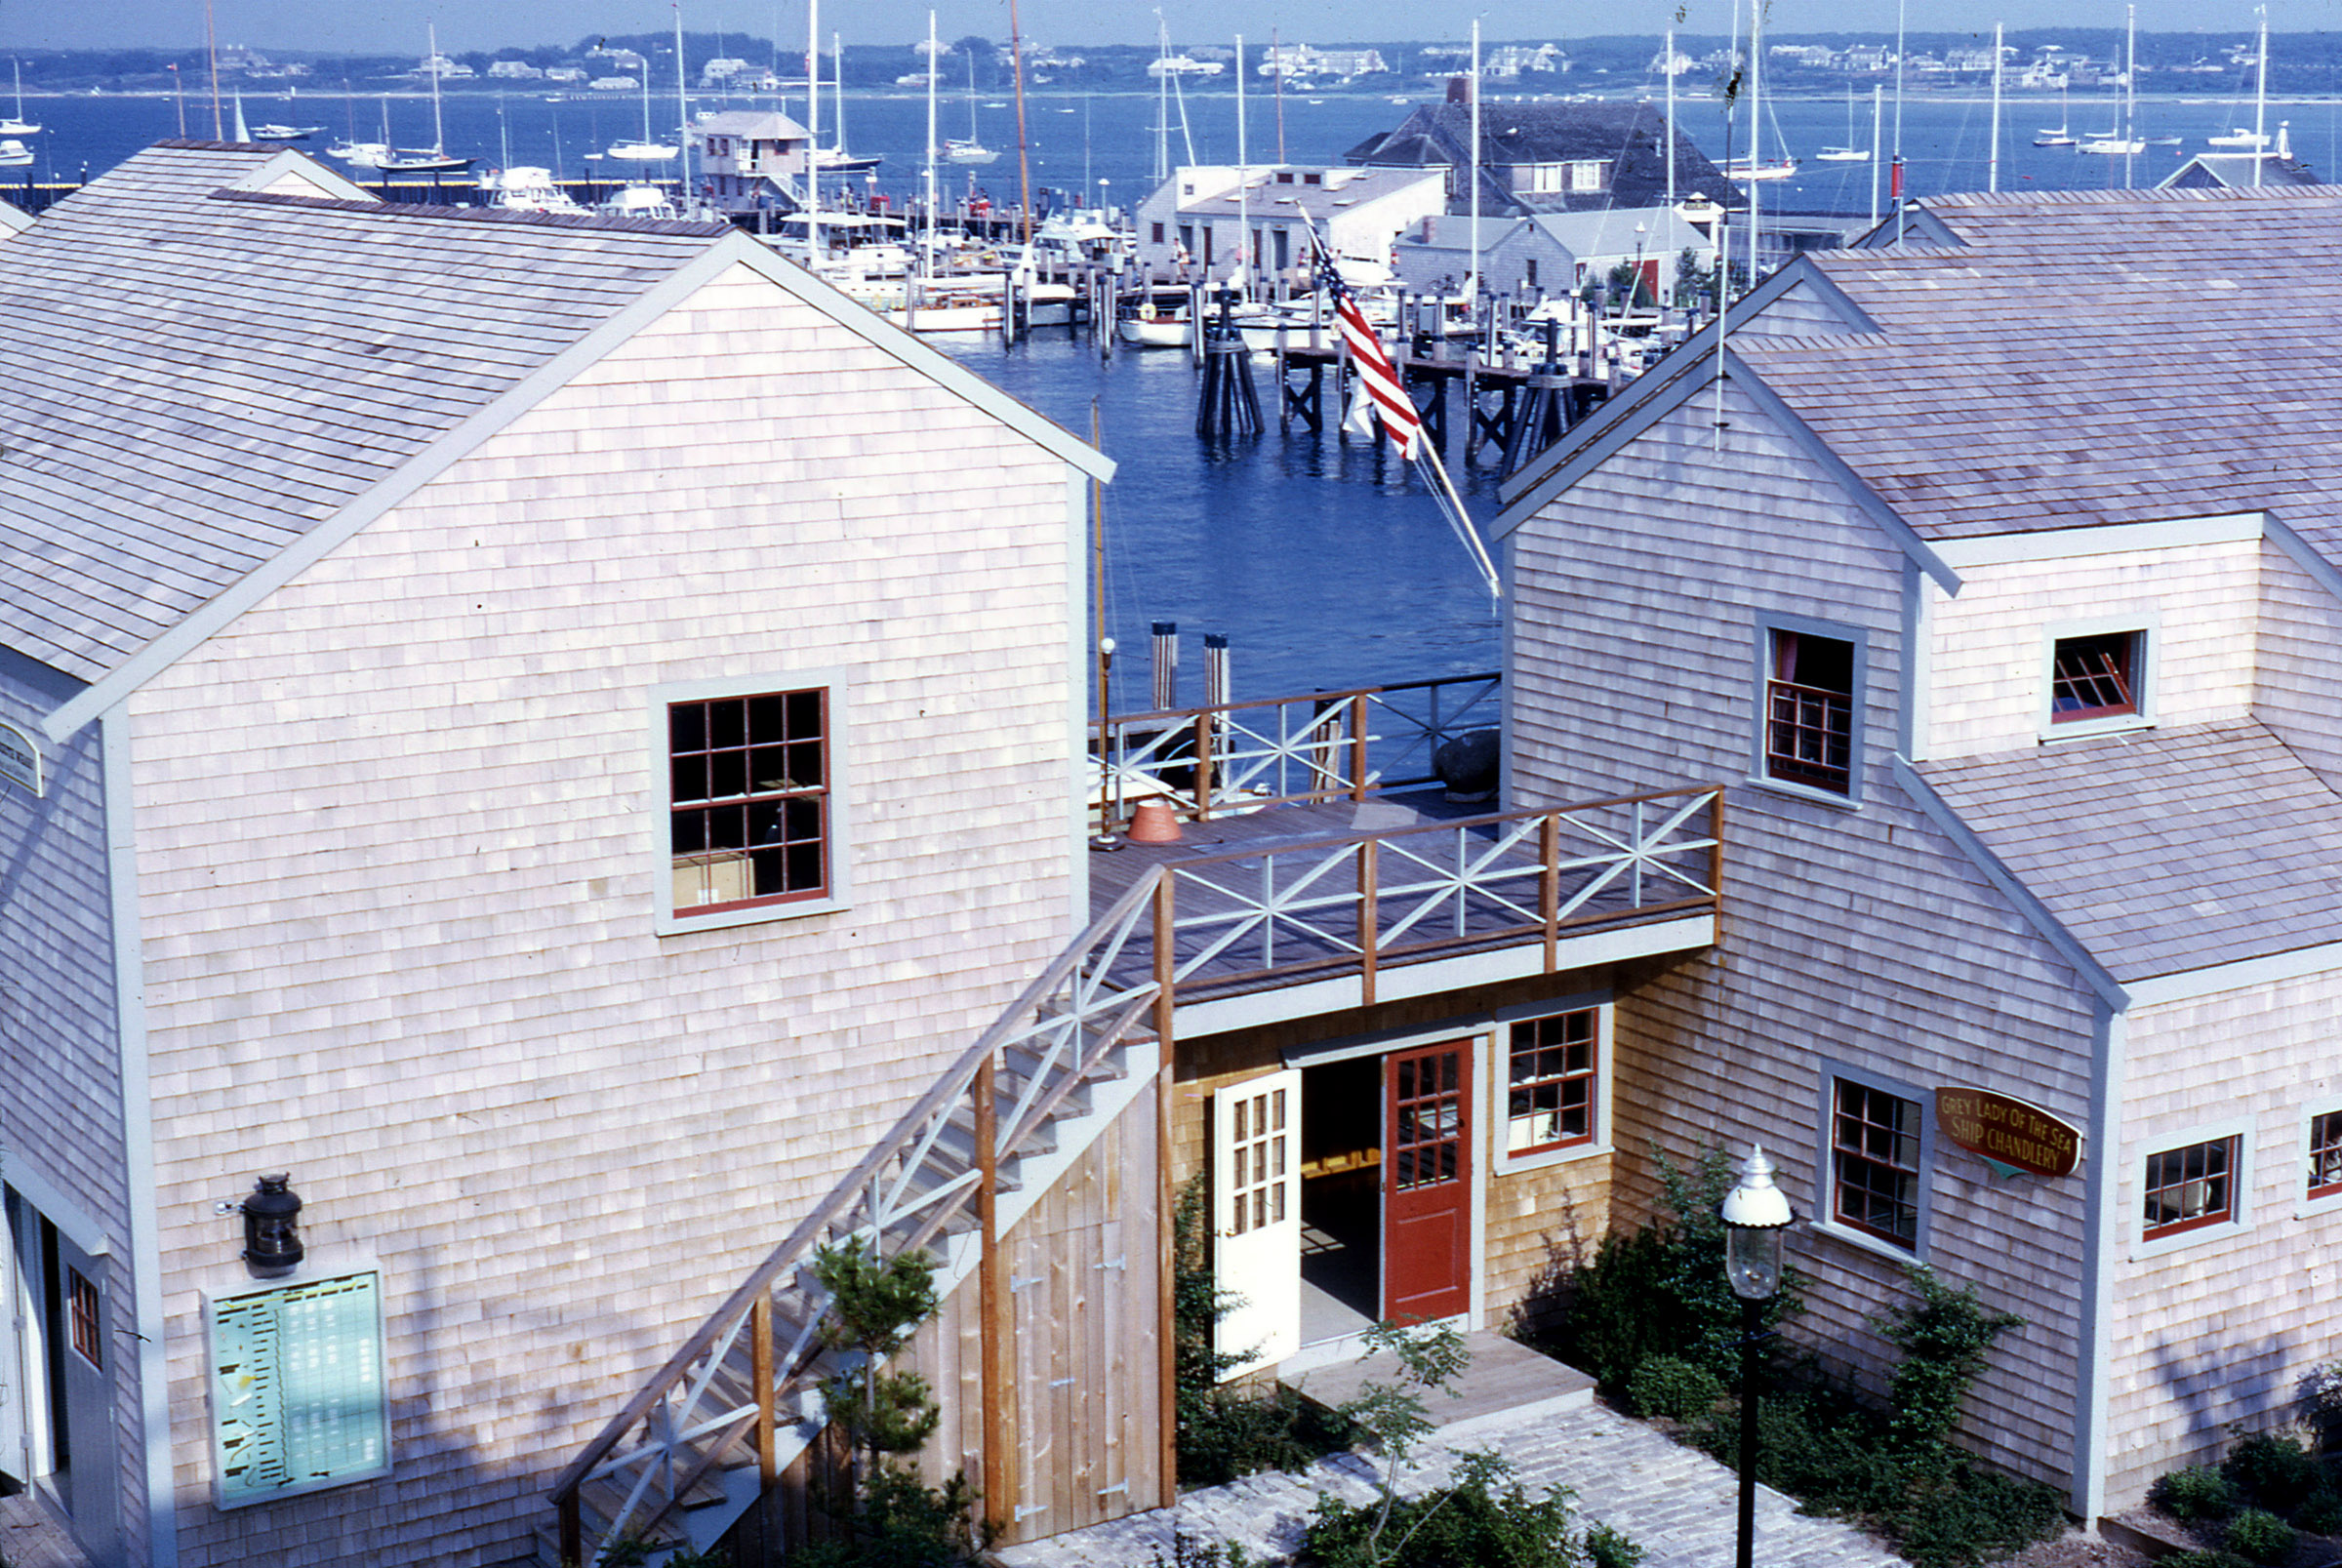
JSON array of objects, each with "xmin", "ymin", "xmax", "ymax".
[{"xmin": 1313, "ymin": 235, "xmax": 1423, "ymax": 460}]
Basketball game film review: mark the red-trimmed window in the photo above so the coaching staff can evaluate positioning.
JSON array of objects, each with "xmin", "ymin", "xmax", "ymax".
[
  {"xmin": 67, "ymin": 1267, "xmax": 101, "ymax": 1369},
  {"xmin": 1766, "ymin": 630, "xmax": 1855, "ymax": 794},
  {"xmin": 2143, "ymin": 1136, "xmax": 2236, "ymax": 1239},
  {"xmin": 2051, "ymin": 631, "xmax": 2139, "ymax": 722},
  {"xmin": 669, "ymin": 690, "xmax": 829, "ymax": 915},
  {"xmin": 1506, "ymin": 1010, "xmax": 1597, "ymax": 1155},
  {"xmin": 2309, "ymin": 1113, "xmax": 2342, "ymax": 1200},
  {"xmin": 1832, "ymin": 1078, "xmax": 1920, "ymax": 1248}
]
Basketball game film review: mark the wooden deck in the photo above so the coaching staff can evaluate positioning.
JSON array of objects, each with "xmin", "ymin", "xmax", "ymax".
[{"xmin": 1089, "ymin": 785, "xmax": 1724, "ymax": 1012}]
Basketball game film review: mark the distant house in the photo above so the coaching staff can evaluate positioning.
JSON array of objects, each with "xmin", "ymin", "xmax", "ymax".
[
  {"xmin": 486, "ymin": 60, "xmax": 545, "ymax": 80},
  {"xmin": 694, "ymin": 109, "xmax": 814, "ymax": 214},
  {"xmin": 1346, "ymin": 100, "xmax": 1740, "ymax": 218},
  {"xmin": 1492, "ymin": 181, "xmax": 2342, "ymax": 1518},
  {"xmin": 1392, "ymin": 215, "xmax": 1572, "ymax": 298},
  {"xmin": 1132, "ymin": 163, "xmax": 1445, "ymax": 287},
  {"xmin": 0, "ymin": 140, "xmax": 1112, "ymax": 1568}
]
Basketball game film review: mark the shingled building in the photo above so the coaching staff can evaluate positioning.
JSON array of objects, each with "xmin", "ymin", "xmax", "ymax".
[{"xmin": 1345, "ymin": 100, "xmax": 1741, "ymax": 218}]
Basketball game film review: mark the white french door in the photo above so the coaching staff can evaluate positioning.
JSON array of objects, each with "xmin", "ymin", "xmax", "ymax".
[{"xmin": 1211, "ymin": 1069, "xmax": 1302, "ymax": 1379}]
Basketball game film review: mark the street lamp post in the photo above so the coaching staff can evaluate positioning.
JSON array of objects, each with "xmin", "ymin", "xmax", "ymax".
[{"xmin": 1721, "ymin": 1145, "xmax": 1796, "ymax": 1568}]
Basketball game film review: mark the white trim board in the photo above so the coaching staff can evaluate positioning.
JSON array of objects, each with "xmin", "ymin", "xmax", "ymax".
[{"xmin": 1930, "ymin": 511, "xmax": 2265, "ymax": 569}]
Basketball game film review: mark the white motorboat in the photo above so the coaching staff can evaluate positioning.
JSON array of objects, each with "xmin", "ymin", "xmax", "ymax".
[
  {"xmin": 599, "ymin": 182, "xmax": 680, "ymax": 221},
  {"xmin": 487, "ymin": 166, "xmax": 589, "ymax": 215},
  {"xmin": 1814, "ymin": 146, "xmax": 1869, "ymax": 163},
  {"xmin": 2207, "ymin": 128, "xmax": 2270, "ymax": 149},
  {"xmin": 0, "ymin": 138, "xmax": 31, "ymax": 169},
  {"xmin": 608, "ymin": 75, "xmax": 677, "ymax": 163},
  {"xmin": 251, "ymin": 120, "xmax": 323, "ymax": 140},
  {"xmin": 1722, "ymin": 155, "xmax": 1798, "ymax": 181},
  {"xmin": 327, "ymin": 141, "xmax": 392, "ymax": 169},
  {"xmin": 1114, "ymin": 287, "xmax": 1193, "ymax": 348}
]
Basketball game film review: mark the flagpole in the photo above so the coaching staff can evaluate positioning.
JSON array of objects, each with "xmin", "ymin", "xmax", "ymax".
[{"xmin": 1417, "ymin": 439, "xmax": 1501, "ymax": 600}]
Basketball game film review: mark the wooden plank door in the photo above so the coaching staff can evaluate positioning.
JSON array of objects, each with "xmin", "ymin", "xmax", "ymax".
[
  {"xmin": 1211, "ymin": 1069, "xmax": 1302, "ymax": 1378},
  {"xmin": 1384, "ymin": 1041, "xmax": 1472, "ymax": 1323}
]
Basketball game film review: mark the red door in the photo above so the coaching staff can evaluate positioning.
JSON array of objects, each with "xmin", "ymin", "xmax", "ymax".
[{"xmin": 1384, "ymin": 1041, "xmax": 1472, "ymax": 1323}]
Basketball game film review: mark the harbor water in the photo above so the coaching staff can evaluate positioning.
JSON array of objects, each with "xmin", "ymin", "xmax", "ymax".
[{"xmin": 15, "ymin": 81, "xmax": 2335, "ymax": 704}]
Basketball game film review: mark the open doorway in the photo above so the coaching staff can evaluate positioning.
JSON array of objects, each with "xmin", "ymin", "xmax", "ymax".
[{"xmin": 1298, "ymin": 1057, "xmax": 1380, "ymax": 1344}]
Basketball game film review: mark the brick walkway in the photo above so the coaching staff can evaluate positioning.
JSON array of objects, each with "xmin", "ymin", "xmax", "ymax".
[
  {"xmin": 995, "ymin": 1398, "xmax": 1910, "ymax": 1568},
  {"xmin": 0, "ymin": 1490, "xmax": 94, "ymax": 1568}
]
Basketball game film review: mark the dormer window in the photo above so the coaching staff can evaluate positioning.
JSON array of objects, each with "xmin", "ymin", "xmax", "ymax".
[{"xmin": 2051, "ymin": 631, "xmax": 2139, "ymax": 722}]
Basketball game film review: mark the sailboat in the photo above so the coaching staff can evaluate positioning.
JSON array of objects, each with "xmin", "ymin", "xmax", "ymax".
[
  {"xmin": 375, "ymin": 28, "xmax": 472, "ymax": 173},
  {"xmin": 2078, "ymin": 7, "xmax": 2144, "ymax": 155},
  {"xmin": 2209, "ymin": 10, "xmax": 2273, "ymax": 150},
  {"xmin": 946, "ymin": 53, "xmax": 997, "ymax": 164},
  {"xmin": 2034, "ymin": 83, "xmax": 2075, "ymax": 147},
  {"xmin": 811, "ymin": 32, "xmax": 883, "ymax": 175},
  {"xmin": 1724, "ymin": 100, "xmax": 1798, "ymax": 180},
  {"xmin": 0, "ymin": 60, "xmax": 40, "ymax": 138},
  {"xmin": 1815, "ymin": 86, "xmax": 1868, "ymax": 161},
  {"xmin": 606, "ymin": 74, "xmax": 678, "ymax": 162}
]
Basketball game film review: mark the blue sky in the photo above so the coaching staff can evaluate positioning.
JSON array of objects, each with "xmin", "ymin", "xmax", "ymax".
[{"xmin": 3, "ymin": 0, "xmax": 2321, "ymax": 58}]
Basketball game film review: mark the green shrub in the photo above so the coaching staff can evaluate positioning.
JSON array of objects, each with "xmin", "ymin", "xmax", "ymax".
[
  {"xmin": 2226, "ymin": 1508, "xmax": 2299, "ymax": 1565},
  {"xmin": 2160, "ymin": 1552, "xmax": 2249, "ymax": 1568},
  {"xmin": 2156, "ymin": 1465, "xmax": 2243, "ymax": 1522},
  {"xmin": 1890, "ymin": 1467, "xmax": 2067, "ymax": 1568},
  {"xmin": 1585, "ymin": 1521, "xmax": 1645, "ymax": 1568},
  {"xmin": 1555, "ymin": 1146, "xmax": 1804, "ymax": 1389},
  {"xmin": 1626, "ymin": 1355, "xmax": 1724, "ymax": 1423},
  {"xmin": 2293, "ymin": 1491, "xmax": 2342, "ymax": 1535},
  {"xmin": 1304, "ymin": 1452, "xmax": 1585, "ymax": 1568},
  {"xmin": 790, "ymin": 1464, "xmax": 989, "ymax": 1568},
  {"xmin": 1688, "ymin": 1391, "xmax": 1906, "ymax": 1517},
  {"xmin": 2223, "ymin": 1430, "xmax": 2327, "ymax": 1513},
  {"xmin": 1875, "ymin": 1266, "xmax": 2023, "ymax": 1469}
]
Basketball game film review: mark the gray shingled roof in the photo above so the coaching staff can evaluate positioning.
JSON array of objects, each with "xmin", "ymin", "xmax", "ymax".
[
  {"xmin": 1736, "ymin": 184, "xmax": 2342, "ymax": 548},
  {"xmin": 1917, "ymin": 719, "xmax": 2342, "ymax": 982},
  {"xmin": 1346, "ymin": 101, "xmax": 1740, "ymax": 216},
  {"xmin": 0, "ymin": 141, "xmax": 733, "ymax": 685}
]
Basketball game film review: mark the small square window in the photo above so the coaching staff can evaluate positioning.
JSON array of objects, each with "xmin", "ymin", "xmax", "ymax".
[
  {"xmin": 2143, "ymin": 1136, "xmax": 2236, "ymax": 1238},
  {"xmin": 1833, "ymin": 1078, "xmax": 1920, "ymax": 1248},
  {"xmin": 2052, "ymin": 631, "xmax": 2140, "ymax": 723},
  {"xmin": 1766, "ymin": 629, "xmax": 1856, "ymax": 794},
  {"xmin": 2309, "ymin": 1113, "xmax": 2342, "ymax": 1200},
  {"xmin": 1506, "ymin": 1009, "xmax": 1598, "ymax": 1155},
  {"xmin": 1151, "ymin": 221, "xmax": 1165, "ymax": 245}
]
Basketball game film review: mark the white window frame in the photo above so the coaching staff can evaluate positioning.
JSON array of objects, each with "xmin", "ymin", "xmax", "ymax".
[
  {"xmin": 1491, "ymin": 992, "xmax": 1614, "ymax": 1175},
  {"xmin": 2296, "ymin": 1106, "xmax": 2342, "ymax": 1220},
  {"xmin": 2039, "ymin": 613, "xmax": 2159, "ymax": 742},
  {"xmin": 650, "ymin": 668, "xmax": 854, "ymax": 936},
  {"xmin": 2132, "ymin": 1116, "xmax": 2254, "ymax": 1261},
  {"xmin": 1751, "ymin": 613, "xmax": 1870, "ymax": 809},
  {"xmin": 1814, "ymin": 1061, "xmax": 1933, "ymax": 1264}
]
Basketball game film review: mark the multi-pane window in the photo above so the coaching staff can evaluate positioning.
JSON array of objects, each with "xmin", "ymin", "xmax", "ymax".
[
  {"xmin": 1227, "ymin": 1083, "xmax": 1288, "ymax": 1236},
  {"xmin": 2051, "ymin": 631, "xmax": 2140, "ymax": 723},
  {"xmin": 1766, "ymin": 629, "xmax": 1856, "ymax": 794},
  {"xmin": 2310, "ymin": 1113, "xmax": 2342, "ymax": 1199},
  {"xmin": 1832, "ymin": 1078, "xmax": 1921, "ymax": 1248},
  {"xmin": 1507, "ymin": 1010, "xmax": 1597, "ymax": 1154},
  {"xmin": 669, "ymin": 689, "xmax": 829, "ymax": 915},
  {"xmin": 2143, "ymin": 1136, "xmax": 2236, "ymax": 1238},
  {"xmin": 67, "ymin": 1267, "xmax": 101, "ymax": 1369}
]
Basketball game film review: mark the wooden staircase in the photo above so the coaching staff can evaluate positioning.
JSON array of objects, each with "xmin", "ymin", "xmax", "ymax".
[{"xmin": 544, "ymin": 872, "xmax": 1168, "ymax": 1566}]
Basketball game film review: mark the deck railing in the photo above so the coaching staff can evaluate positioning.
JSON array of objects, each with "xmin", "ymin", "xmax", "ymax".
[
  {"xmin": 1091, "ymin": 671, "xmax": 1501, "ymax": 831},
  {"xmin": 1123, "ymin": 784, "xmax": 1723, "ymax": 1004},
  {"xmin": 547, "ymin": 873, "xmax": 1164, "ymax": 1565}
]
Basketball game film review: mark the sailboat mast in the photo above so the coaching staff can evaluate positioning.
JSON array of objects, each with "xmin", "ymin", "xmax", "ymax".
[
  {"xmin": 1747, "ymin": 0, "xmax": 1762, "ymax": 290},
  {"xmin": 2254, "ymin": 5, "xmax": 2268, "ymax": 188},
  {"xmin": 1153, "ymin": 14, "xmax": 1169, "ymax": 181},
  {"xmin": 1665, "ymin": 29, "xmax": 1676, "ymax": 212},
  {"xmin": 1235, "ymin": 33, "xmax": 1247, "ymax": 290},
  {"xmin": 1272, "ymin": 28, "xmax": 1285, "ymax": 163},
  {"xmin": 2123, "ymin": 4, "xmax": 2136, "ymax": 188},
  {"xmin": 805, "ymin": 0, "xmax": 821, "ymax": 265},
  {"xmin": 1892, "ymin": 0, "xmax": 1907, "ymax": 239},
  {"xmin": 1470, "ymin": 19, "xmax": 1481, "ymax": 301},
  {"xmin": 428, "ymin": 21, "xmax": 446, "ymax": 152},
  {"xmin": 925, "ymin": 10, "xmax": 938, "ymax": 274},
  {"xmin": 1009, "ymin": 0, "xmax": 1033, "ymax": 243},
  {"xmin": 676, "ymin": 4, "xmax": 691, "ymax": 202},
  {"xmin": 1870, "ymin": 84, "xmax": 1882, "ymax": 222},
  {"xmin": 1989, "ymin": 20, "xmax": 2002, "ymax": 192}
]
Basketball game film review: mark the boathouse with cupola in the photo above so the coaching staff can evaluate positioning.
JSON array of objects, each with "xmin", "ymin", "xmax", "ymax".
[
  {"xmin": 1493, "ymin": 181, "xmax": 2342, "ymax": 1517},
  {"xmin": 1345, "ymin": 100, "xmax": 1741, "ymax": 220}
]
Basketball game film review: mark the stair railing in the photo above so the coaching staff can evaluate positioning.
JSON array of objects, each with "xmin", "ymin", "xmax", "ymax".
[{"xmin": 548, "ymin": 869, "xmax": 1165, "ymax": 1566}]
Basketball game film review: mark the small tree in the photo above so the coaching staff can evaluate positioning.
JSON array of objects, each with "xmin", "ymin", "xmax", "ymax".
[{"xmin": 1875, "ymin": 1265, "xmax": 2022, "ymax": 1470}]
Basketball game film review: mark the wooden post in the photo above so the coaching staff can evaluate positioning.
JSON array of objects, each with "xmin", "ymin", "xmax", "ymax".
[
  {"xmin": 558, "ymin": 1495, "xmax": 582, "ymax": 1568},
  {"xmin": 1191, "ymin": 709, "xmax": 1215, "ymax": 819},
  {"xmin": 1154, "ymin": 1043, "xmax": 1178, "ymax": 1510},
  {"xmin": 753, "ymin": 1293, "xmax": 777, "ymax": 1485},
  {"xmin": 1541, "ymin": 812, "xmax": 1560, "ymax": 972},
  {"xmin": 1348, "ymin": 694, "xmax": 1369, "ymax": 801},
  {"xmin": 977, "ymin": 1054, "xmax": 1012, "ymax": 1537},
  {"xmin": 1358, "ymin": 838, "xmax": 1380, "ymax": 1006}
]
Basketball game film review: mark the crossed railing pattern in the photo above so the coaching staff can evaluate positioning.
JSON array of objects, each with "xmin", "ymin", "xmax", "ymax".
[
  {"xmin": 1110, "ymin": 785, "xmax": 1723, "ymax": 1000},
  {"xmin": 1092, "ymin": 671, "xmax": 1501, "ymax": 831},
  {"xmin": 548, "ymin": 874, "xmax": 1165, "ymax": 1566}
]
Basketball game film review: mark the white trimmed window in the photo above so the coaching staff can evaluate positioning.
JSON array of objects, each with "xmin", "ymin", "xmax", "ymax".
[
  {"xmin": 1755, "ymin": 617, "xmax": 1868, "ymax": 804},
  {"xmin": 2143, "ymin": 1135, "xmax": 2236, "ymax": 1240},
  {"xmin": 1831, "ymin": 1076, "xmax": 1922, "ymax": 1250},
  {"xmin": 1505, "ymin": 1009, "xmax": 1597, "ymax": 1156}
]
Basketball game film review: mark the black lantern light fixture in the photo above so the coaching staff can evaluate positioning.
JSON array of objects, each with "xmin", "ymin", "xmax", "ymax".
[
  {"xmin": 240, "ymin": 1174, "xmax": 303, "ymax": 1279},
  {"xmin": 1720, "ymin": 1145, "xmax": 1796, "ymax": 1568}
]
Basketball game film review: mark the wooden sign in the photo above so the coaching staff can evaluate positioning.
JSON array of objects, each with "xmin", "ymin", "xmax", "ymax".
[
  {"xmin": 205, "ymin": 1269, "xmax": 390, "ymax": 1508},
  {"xmin": 1935, "ymin": 1087, "xmax": 2081, "ymax": 1179}
]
